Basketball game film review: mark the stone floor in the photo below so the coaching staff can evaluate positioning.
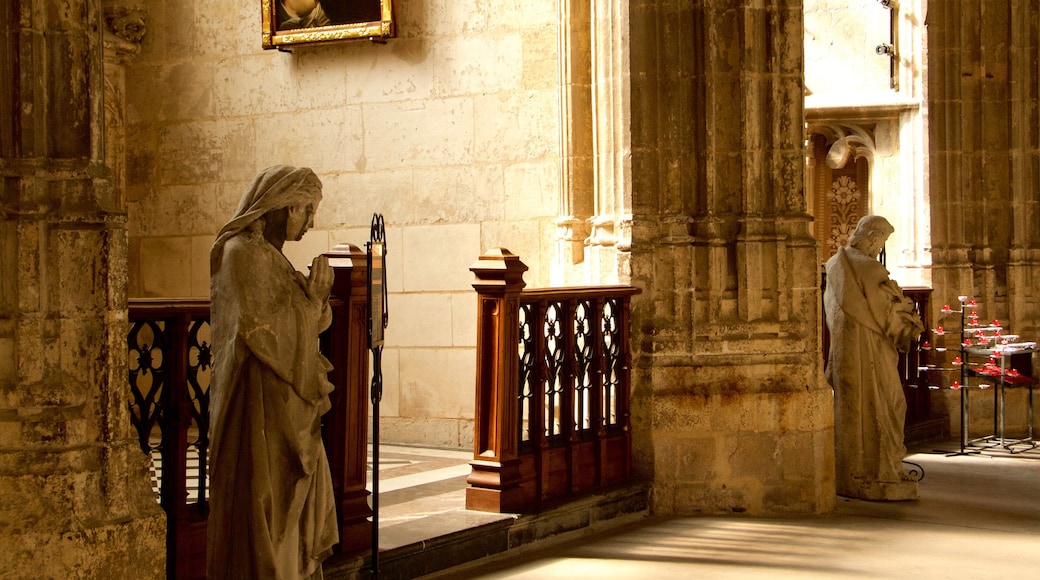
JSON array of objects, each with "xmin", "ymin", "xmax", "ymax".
[
  {"xmin": 372, "ymin": 445, "xmax": 513, "ymax": 550},
  {"xmin": 324, "ymin": 444, "xmax": 648, "ymax": 579},
  {"xmin": 427, "ymin": 440, "xmax": 1040, "ymax": 579},
  {"xmin": 338, "ymin": 440, "xmax": 1040, "ymax": 579}
]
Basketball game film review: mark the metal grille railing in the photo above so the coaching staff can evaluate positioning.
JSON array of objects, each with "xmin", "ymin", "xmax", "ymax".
[{"xmin": 128, "ymin": 301, "xmax": 212, "ymax": 513}]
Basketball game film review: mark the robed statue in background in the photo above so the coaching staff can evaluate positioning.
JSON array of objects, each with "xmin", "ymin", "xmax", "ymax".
[
  {"xmin": 208, "ymin": 165, "xmax": 338, "ymax": 579},
  {"xmin": 824, "ymin": 215, "xmax": 923, "ymax": 501}
]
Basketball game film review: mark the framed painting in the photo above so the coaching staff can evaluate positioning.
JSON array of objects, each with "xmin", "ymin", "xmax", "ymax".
[{"xmin": 261, "ymin": 0, "xmax": 395, "ymax": 50}]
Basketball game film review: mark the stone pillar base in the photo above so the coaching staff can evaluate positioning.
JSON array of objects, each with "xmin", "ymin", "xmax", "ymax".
[{"xmin": 1, "ymin": 515, "xmax": 165, "ymax": 578}]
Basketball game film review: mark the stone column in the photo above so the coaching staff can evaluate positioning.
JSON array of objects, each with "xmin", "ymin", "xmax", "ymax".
[
  {"xmin": 927, "ymin": 0, "xmax": 1040, "ymax": 334},
  {"xmin": 0, "ymin": 0, "xmax": 165, "ymax": 577},
  {"xmin": 629, "ymin": 0, "xmax": 833, "ymax": 516}
]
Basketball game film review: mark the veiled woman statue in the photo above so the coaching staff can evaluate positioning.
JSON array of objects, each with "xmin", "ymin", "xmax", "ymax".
[
  {"xmin": 207, "ymin": 165, "xmax": 338, "ymax": 579},
  {"xmin": 824, "ymin": 215, "xmax": 923, "ymax": 501}
]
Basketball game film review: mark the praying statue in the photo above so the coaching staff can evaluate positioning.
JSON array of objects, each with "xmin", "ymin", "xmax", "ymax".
[
  {"xmin": 207, "ymin": 165, "xmax": 338, "ymax": 579},
  {"xmin": 824, "ymin": 215, "xmax": 924, "ymax": 501}
]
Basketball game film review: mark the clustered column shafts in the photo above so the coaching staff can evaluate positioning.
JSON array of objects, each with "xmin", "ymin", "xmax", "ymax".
[
  {"xmin": 628, "ymin": 0, "xmax": 831, "ymax": 517},
  {"xmin": 0, "ymin": 0, "xmax": 164, "ymax": 577},
  {"xmin": 928, "ymin": 0, "xmax": 1040, "ymax": 337}
]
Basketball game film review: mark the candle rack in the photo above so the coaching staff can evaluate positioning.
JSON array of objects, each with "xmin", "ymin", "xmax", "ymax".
[{"xmin": 918, "ymin": 297, "xmax": 1037, "ymax": 454}]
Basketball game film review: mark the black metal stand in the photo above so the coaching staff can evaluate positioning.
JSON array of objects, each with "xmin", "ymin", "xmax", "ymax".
[
  {"xmin": 366, "ymin": 214, "xmax": 388, "ymax": 578},
  {"xmin": 369, "ymin": 346, "xmax": 382, "ymax": 577},
  {"xmin": 931, "ymin": 298, "xmax": 984, "ymax": 456},
  {"xmin": 940, "ymin": 297, "xmax": 1037, "ymax": 457}
]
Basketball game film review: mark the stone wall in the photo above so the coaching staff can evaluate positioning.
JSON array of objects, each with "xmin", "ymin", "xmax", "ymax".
[{"xmin": 125, "ymin": 0, "xmax": 567, "ymax": 448}]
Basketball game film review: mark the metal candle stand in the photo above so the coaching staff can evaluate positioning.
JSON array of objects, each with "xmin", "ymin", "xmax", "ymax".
[
  {"xmin": 924, "ymin": 297, "xmax": 1037, "ymax": 456},
  {"xmin": 367, "ymin": 214, "xmax": 388, "ymax": 577}
]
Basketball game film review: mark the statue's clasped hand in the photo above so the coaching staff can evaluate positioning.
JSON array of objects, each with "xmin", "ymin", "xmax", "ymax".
[{"xmin": 306, "ymin": 255, "xmax": 333, "ymax": 304}]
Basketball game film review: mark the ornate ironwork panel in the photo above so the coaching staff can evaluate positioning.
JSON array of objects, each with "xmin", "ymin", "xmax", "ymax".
[
  {"xmin": 185, "ymin": 319, "xmax": 212, "ymax": 503},
  {"xmin": 127, "ymin": 310, "xmax": 213, "ymax": 508},
  {"xmin": 128, "ymin": 320, "xmax": 168, "ymax": 454}
]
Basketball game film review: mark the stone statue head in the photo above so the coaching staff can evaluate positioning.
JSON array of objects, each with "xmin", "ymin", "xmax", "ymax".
[
  {"xmin": 848, "ymin": 215, "xmax": 894, "ymax": 259},
  {"xmin": 212, "ymin": 165, "xmax": 323, "ymax": 272}
]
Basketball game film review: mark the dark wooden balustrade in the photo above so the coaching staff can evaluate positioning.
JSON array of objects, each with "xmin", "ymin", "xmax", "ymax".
[
  {"xmin": 466, "ymin": 248, "xmax": 640, "ymax": 513},
  {"xmin": 127, "ymin": 244, "xmax": 371, "ymax": 580},
  {"xmin": 127, "ymin": 298, "xmax": 211, "ymax": 580},
  {"xmin": 900, "ymin": 287, "xmax": 934, "ymax": 432}
]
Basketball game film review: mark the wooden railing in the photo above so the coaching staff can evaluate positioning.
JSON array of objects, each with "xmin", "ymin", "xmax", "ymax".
[
  {"xmin": 128, "ymin": 245, "xmax": 640, "ymax": 575},
  {"xmin": 900, "ymin": 287, "xmax": 933, "ymax": 424},
  {"xmin": 466, "ymin": 249, "xmax": 640, "ymax": 513},
  {"xmin": 126, "ymin": 244, "xmax": 372, "ymax": 580},
  {"xmin": 127, "ymin": 298, "xmax": 212, "ymax": 580}
]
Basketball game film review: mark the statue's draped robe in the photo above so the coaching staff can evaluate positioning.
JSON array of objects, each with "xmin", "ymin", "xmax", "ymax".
[
  {"xmin": 824, "ymin": 246, "xmax": 922, "ymax": 499},
  {"xmin": 207, "ymin": 166, "xmax": 337, "ymax": 579}
]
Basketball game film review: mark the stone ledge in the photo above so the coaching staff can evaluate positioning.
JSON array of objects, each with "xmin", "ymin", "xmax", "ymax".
[{"xmin": 324, "ymin": 482, "xmax": 650, "ymax": 580}]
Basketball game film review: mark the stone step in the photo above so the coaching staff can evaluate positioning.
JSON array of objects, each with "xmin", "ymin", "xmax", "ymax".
[{"xmin": 324, "ymin": 483, "xmax": 650, "ymax": 580}]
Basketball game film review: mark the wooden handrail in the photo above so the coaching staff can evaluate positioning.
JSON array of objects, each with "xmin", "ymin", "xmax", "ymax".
[
  {"xmin": 519, "ymin": 285, "xmax": 643, "ymax": 299},
  {"xmin": 126, "ymin": 244, "xmax": 371, "ymax": 579},
  {"xmin": 466, "ymin": 248, "xmax": 639, "ymax": 513}
]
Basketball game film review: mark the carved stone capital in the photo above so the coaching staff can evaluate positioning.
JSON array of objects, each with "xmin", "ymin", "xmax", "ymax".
[
  {"xmin": 103, "ymin": 0, "xmax": 147, "ymax": 60},
  {"xmin": 104, "ymin": 1, "xmax": 147, "ymax": 42}
]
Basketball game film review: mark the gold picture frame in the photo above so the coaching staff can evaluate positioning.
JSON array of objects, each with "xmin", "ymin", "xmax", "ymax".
[{"xmin": 261, "ymin": 0, "xmax": 395, "ymax": 50}]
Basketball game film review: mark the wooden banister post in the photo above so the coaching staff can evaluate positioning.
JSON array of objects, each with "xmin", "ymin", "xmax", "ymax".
[
  {"xmin": 466, "ymin": 248, "xmax": 530, "ymax": 512},
  {"xmin": 323, "ymin": 243, "xmax": 372, "ymax": 552},
  {"xmin": 165, "ymin": 312, "xmax": 190, "ymax": 580}
]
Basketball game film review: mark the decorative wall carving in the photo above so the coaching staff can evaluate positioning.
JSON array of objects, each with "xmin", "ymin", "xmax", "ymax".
[{"xmin": 105, "ymin": 2, "xmax": 147, "ymax": 44}]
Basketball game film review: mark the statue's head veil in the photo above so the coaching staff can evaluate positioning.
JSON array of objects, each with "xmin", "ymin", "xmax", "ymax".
[{"xmin": 211, "ymin": 165, "xmax": 323, "ymax": 273}]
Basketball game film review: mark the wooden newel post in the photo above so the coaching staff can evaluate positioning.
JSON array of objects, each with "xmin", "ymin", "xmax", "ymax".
[
  {"xmin": 323, "ymin": 243, "xmax": 373, "ymax": 552},
  {"xmin": 466, "ymin": 248, "xmax": 530, "ymax": 512}
]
